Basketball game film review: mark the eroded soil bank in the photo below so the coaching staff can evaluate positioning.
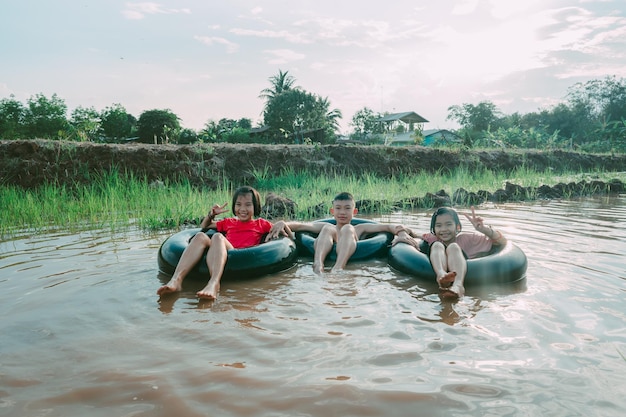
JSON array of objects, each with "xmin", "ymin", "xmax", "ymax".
[{"xmin": 1, "ymin": 140, "xmax": 625, "ymax": 209}]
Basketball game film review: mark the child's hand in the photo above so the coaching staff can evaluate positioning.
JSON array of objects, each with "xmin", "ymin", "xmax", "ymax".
[
  {"xmin": 463, "ymin": 206, "xmax": 485, "ymax": 230},
  {"xmin": 266, "ymin": 221, "xmax": 293, "ymax": 241},
  {"xmin": 392, "ymin": 234, "xmax": 419, "ymax": 248},
  {"xmin": 209, "ymin": 202, "xmax": 229, "ymax": 217}
]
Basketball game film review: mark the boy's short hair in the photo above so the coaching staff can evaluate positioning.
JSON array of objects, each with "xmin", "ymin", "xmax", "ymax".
[
  {"xmin": 333, "ymin": 192, "xmax": 354, "ymax": 203},
  {"xmin": 232, "ymin": 185, "xmax": 262, "ymax": 216}
]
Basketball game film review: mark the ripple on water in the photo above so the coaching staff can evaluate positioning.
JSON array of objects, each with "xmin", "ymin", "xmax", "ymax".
[{"xmin": 1, "ymin": 198, "xmax": 626, "ymax": 416}]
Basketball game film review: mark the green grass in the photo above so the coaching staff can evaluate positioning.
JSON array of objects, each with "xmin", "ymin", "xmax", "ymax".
[{"xmin": 1, "ymin": 167, "xmax": 624, "ymax": 237}]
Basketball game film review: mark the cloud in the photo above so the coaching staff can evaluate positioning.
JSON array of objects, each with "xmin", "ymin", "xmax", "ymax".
[
  {"xmin": 194, "ymin": 36, "xmax": 239, "ymax": 54},
  {"xmin": 452, "ymin": 0, "xmax": 479, "ymax": 15},
  {"xmin": 121, "ymin": 2, "xmax": 191, "ymax": 20},
  {"xmin": 263, "ymin": 49, "xmax": 306, "ymax": 65},
  {"xmin": 230, "ymin": 28, "xmax": 312, "ymax": 44}
]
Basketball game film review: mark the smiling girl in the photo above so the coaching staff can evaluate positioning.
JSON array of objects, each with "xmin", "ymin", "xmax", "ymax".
[
  {"xmin": 157, "ymin": 186, "xmax": 283, "ymax": 300},
  {"xmin": 418, "ymin": 206, "xmax": 506, "ymax": 298}
]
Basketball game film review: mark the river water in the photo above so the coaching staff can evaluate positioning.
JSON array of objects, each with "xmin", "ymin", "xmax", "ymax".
[{"xmin": 1, "ymin": 197, "xmax": 625, "ymax": 417}]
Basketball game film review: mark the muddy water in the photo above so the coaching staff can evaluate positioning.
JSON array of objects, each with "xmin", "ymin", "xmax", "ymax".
[{"xmin": 1, "ymin": 197, "xmax": 625, "ymax": 417}]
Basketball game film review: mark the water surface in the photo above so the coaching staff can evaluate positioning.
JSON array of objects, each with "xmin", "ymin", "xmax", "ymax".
[{"xmin": 1, "ymin": 197, "xmax": 625, "ymax": 416}]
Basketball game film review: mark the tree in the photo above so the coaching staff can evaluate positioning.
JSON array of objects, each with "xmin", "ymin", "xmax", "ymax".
[
  {"xmin": 0, "ymin": 95, "xmax": 26, "ymax": 139},
  {"xmin": 24, "ymin": 93, "xmax": 69, "ymax": 139},
  {"xmin": 201, "ymin": 118, "xmax": 253, "ymax": 143},
  {"xmin": 318, "ymin": 96, "xmax": 343, "ymax": 140},
  {"xmin": 446, "ymin": 101, "xmax": 503, "ymax": 140},
  {"xmin": 69, "ymin": 106, "xmax": 101, "ymax": 141},
  {"xmin": 565, "ymin": 76, "xmax": 626, "ymax": 146},
  {"xmin": 177, "ymin": 128, "xmax": 199, "ymax": 144},
  {"xmin": 260, "ymin": 71, "xmax": 342, "ymax": 144},
  {"xmin": 263, "ymin": 88, "xmax": 336, "ymax": 143},
  {"xmin": 136, "ymin": 109, "xmax": 180, "ymax": 144},
  {"xmin": 259, "ymin": 70, "xmax": 298, "ymax": 111},
  {"xmin": 100, "ymin": 104, "xmax": 136, "ymax": 141},
  {"xmin": 350, "ymin": 107, "xmax": 383, "ymax": 139},
  {"xmin": 200, "ymin": 120, "xmax": 219, "ymax": 142},
  {"xmin": 567, "ymin": 76, "xmax": 626, "ymax": 122},
  {"xmin": 237, "ymin": 118, "xmax": 252, "ymax": 130}
]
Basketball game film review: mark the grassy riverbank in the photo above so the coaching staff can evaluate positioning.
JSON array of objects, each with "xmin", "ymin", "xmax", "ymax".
[{"xmin": 1, "ymin": 166, "xmax": 624, "ymax": 238}]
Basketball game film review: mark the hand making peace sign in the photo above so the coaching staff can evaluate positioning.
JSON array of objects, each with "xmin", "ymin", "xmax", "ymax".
[
  {"xmin": 209, "ymin": 202, "xmax": 229, "ymax": 218},
  {"xmin": 463, "ymin": 205, "xmax": 485, "ymax": 230}
]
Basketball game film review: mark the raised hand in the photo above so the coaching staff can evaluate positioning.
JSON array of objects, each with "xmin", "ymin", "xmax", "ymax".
[
  {"xmin": 210, "ymin": 202, "xmax": 229, "ymax": 217},
  {"xmin": 463, "ymin": 205, "xmax": 485, "ymax": 230}
]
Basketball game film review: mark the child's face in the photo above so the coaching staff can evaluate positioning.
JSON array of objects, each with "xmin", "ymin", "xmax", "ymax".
[
  {"xmin": 234, "ymin": 193, "xmax": 254, "ymax": 222},
  {"xmin": 433, "ymin": 213, "xmax": 460, "ymax": 243},
  {"xmin": 330, "ymin": 199, "xmax": 357, "ymax": 225}
]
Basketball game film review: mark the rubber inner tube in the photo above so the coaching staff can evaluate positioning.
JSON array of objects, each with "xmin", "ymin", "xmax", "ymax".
[
  {"xmin": 158, "ymin": 228, "xmax": 298, "ymax": 280},
  {"xmin": 388, "ymin": 240, "xmax": 527, "ymax": 285},
  {"xmin": 295, "ymin": 218, "xmax": 393, "ymax": 261}
]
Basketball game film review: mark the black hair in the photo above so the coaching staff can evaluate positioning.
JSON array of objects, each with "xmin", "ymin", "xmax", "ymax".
[
  {"xmin": 333, "ymin": 192, "xmax": 354, "ymax": 202},
  {"xmin": 430, "ymin": 206, "xmax": 462, "ymax": 234},
  {"xmin": 232, "ymin": 186, "xmax": 262, "ymax": 216}
]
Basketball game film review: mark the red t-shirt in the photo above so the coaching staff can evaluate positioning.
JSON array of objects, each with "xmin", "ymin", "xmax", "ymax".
[{"xmin": 216, "ymin": 217, "xmax": 272, "ymax": 249}]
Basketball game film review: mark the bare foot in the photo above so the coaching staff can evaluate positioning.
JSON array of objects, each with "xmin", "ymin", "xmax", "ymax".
[
  {"xmin": 440, "ymin": 283, "xmax": 464, "ymax": 299},
  {"xmin": 437, "ymin": 271, "xmax": 457, "ymax": 288},
  {"xmin": 197, "ymin": 282, "xmax": 219, "ymax": 300},
  {"xmin": 157, "ymin": 280, "xmax": 182, "ymax": 296},
  {"xmin": 313, "ymin": 262, "xmax": 325, "ymax": 275}
]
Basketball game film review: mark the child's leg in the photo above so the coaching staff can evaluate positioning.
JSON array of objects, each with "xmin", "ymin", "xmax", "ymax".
[
  {"xmin": 157, "ymin": 233, "xmax": 211, "ymax": 296},
  {"xmin": 429, "ymin": 242, "xmax": 453, "ymax": 286},
  {"xmin": 331, "ymin": 224, "xmax": 358, "ymax": 272},
  {"xmin": 312, "ymin": 224, "xmax": 337, "ymax": 274},
  {"xmin": 442, "ymin": 243, "xmax": 466, "ymax": 298},
  {"xmin": 197, "ymin": 233, "xmax": 232, "ymax": 300}
]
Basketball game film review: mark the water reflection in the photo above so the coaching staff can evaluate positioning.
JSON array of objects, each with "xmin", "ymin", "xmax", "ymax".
[{"xmin": 1, "ymin": 196, "xmax": 625, "ymax": 417}]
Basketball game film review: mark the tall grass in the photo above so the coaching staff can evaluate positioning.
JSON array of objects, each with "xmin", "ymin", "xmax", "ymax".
[{"xmin": 1, "ymin": 167, "xmax": 624, "ymax": 237}]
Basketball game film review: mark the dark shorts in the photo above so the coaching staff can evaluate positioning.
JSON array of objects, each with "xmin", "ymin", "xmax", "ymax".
[{"xmin": 421, "ymin": 240, "xmax": 468, "ymax": 260}]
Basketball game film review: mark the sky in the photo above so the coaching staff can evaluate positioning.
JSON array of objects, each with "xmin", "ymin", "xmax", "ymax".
[{"xmin": 1, "ymin": 0, "xmax": 625, "ymax": 134}]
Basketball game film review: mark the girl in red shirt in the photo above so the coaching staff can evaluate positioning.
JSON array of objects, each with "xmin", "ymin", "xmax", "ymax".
[{"xmin": 157, "ymin": 186, "xmax": 279, "ymax": 300}]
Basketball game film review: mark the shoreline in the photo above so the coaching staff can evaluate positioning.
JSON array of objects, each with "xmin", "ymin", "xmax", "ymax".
[{"xmin": 2, "ymin": 139, "xmax": 626, "ymax": 189}]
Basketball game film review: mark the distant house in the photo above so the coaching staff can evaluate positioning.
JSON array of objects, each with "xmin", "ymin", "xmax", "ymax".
[
  {"xmin": 377, "ymin": 111, "xmax": 428, "ymax": 135},
  {"xmin": 377, "ymin": 111, "xmax": 429, "ymax": 126},
  {"xmin": 422, "ymin": 129, "xmax": 463, "ymax": 146},
  {"xmin": 376, "ymin": 111, "xmax": 429, "ymax": 146},
  {"xmin": 384, "ymin": 131, "xmax": 417, "ymax": 146},
  {"xmin": 384, "ymin": 128, "xmax": 463, "ymax": 147},
  {"xmin": 249, "ymin": 126, "xmax": 270, "ymax": 135}
]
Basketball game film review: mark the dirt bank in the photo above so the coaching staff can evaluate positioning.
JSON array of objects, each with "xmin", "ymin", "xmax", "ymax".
[{"xmin": 1, "ymin": 140, "xmax": 625, "ymax": 207}]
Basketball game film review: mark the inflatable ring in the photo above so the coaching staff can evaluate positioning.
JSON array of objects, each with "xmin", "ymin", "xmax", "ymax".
[
  {"xmin": 295, "ymin": 218, "xmax": 393, "ymax": 261},
  {"xmin": 158, "ymin": 228, "xmax": 298, "ymax": 280},
  {"xmin": 388, "ymin": 240, "xmax": 527, "ymax": 285}
]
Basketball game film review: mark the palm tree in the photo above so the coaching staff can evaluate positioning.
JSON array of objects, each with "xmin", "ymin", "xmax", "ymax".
[
  {"xmin": 318, "ymin": 96, "xmax": 343, "ymax": 136},
  {"xmin": 259, "ymin": 70, "xmax": 299, "ymax": 112}
]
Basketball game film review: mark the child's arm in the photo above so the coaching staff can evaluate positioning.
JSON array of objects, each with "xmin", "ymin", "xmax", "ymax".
[
  {"xmin": 472, "ymin": 223, "xmax": 507, "ymax": 245},
  {"xmin": 285, "ymin": 221, "xmax": 326, "ymax": 234},
  {"xmin": 391, "ymin": 226, "xmax": 422, "ymax": 248},
  {"xmin": 266, "ymin": 220, "xmax": 294, "ymax": 240},
  {"xmin": 200, "ymin": 202, "xmax": 229, "ymax": 231},
  {"xmin": 354, "ymin": 223, "xmax": 417, "ymax": 239},
  {"xmin": 463, "ymin": 206, "xmax": 507, "ymax": 245},
  {"xmin": 266, "ymin": 220, "xmax": 327, "ymax": 240}
]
